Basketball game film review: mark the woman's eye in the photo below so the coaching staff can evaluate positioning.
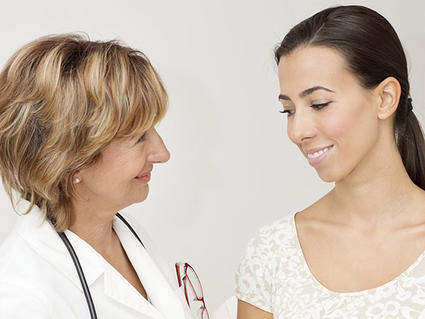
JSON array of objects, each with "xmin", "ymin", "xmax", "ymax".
[
  {"xmin": 311, "ymin": 102, "xmax": 331, "ymax": 110},
  {"xmin": 279, "ymin": 109, "xmax": 295, "ymax": 117},
  {"xmin": 279, "ymin": 102, "xmax": 331, "ymax": 117},
  {"xmin": 136, "ymin": 133, "xmax": 146, "ymax": 143}
]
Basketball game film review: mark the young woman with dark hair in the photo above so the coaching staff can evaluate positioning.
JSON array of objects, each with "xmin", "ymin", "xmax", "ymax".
[{"xmin": 236, "ymin": 5, "xmax": 425, "ymax": 318}]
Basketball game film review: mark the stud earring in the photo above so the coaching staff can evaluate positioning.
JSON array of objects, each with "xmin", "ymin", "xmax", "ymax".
[{"xmin": 74, "ymin": 177, "xmax": 81, "ymax": 184}]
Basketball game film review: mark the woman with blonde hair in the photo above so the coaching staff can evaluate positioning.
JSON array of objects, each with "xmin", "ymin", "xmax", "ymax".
[
  {"xmin": 236, "ymin": 5, "xmax": 425, "ymax": 319},
  {"xmin": 0, "ymin": 34, "xmax": 194, "ymax": 319}
]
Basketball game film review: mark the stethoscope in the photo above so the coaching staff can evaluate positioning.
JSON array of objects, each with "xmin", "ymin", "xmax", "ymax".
[{"xmin": 54, "ymin": 213, "xmax": 144, "ymax": 319}]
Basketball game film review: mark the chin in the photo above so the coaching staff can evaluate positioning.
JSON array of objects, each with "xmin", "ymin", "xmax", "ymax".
[
  {"xmin": 139, "ymin": 186, "xmax": 150, "ymax": 202},
  {"xmin": 137, "ymin": 191, "xmax": 149, "ymax": 203},
  {"xmin": 316, "ymin": 167, "xmax": 341, "ymax": 183},
  {"xmin": 317, "ymin": 174, "xmax": 336, "ymax": 183},
  {"xmin": 127, "ymin": 188, "xmax": 150, "ymax": 207},
  {"xmin": 317, "ymin": 164, "xmax": 357, "ymax": 183}
]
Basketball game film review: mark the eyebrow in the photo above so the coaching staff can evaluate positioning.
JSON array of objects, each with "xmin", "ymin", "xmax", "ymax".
[{"xmin": 278, "ymin": 86, "xmax": 335, "ymax": 101}]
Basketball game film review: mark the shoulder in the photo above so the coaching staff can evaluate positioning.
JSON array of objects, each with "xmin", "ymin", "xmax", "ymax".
[
  {"xmin": 0, "ymin": 226, "xmax": 37, "ymax": 278},
  {"xmin": 235, "ymin": 214, "xmax": 297, "ymax": 313},
  {"xmin": 0, "ymin": 280, "xmax": 51, "ymax": 318},
  {"xmin": 246, "ymin": 213, "xmax": 297, "ymax": 256},
  {"xmin": 0, "ymin": 207, "xmax": 55, "ymax": 280},
  {"xmin": 0, "ymin": 232, "xmax": 52, "ymax": 318},
  {"xmin": 236, "ymin": 213, "xmax": 298, "ymax": 274},
  {"xmin": 260, "ymin": 213, "xmax": 296, "ymax": 238},
  {"xmin": 0, "ymin": 224, "xmax": 52, "ymax": 286},
  {"xmin": 0, "ymin": 210, "xmax": 73, "ymax": 309}
]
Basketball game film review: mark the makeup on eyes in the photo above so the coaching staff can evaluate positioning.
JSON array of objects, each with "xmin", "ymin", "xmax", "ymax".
[
  {"xmin": 129, "ymin": 131, "xmax": 147, "ymax": 146},
  {"xmin": 311, "ymin": 101, "xmax": 332, "ymax": 109},
  {"xmin": 136, "ymin": 133, "xmax": 146, "ymax": 143},
  {"xmin": 280, "ymin": 101, "xmax": 332, "ymax": 116},
  {"xmin": 278, "ymin": 85, "xmax": 336, "ymax": 114}
]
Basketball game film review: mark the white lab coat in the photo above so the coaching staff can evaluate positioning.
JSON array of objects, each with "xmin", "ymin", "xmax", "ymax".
[{"xmin": 0, "ymin": 201, "xmax": 192, "ymax": 319}]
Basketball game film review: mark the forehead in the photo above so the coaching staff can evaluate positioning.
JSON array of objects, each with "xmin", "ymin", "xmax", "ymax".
[{"xmin": 278, "ymin": 46, "xmax": 354, "ymax": 95}]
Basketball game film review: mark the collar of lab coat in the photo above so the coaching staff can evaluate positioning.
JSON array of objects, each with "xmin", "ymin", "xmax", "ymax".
[{"xmin": 14, "ymin": 200, "xmax": 188, "ymax": 319}]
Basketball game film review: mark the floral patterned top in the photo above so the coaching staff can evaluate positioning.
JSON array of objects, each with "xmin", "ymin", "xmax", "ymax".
[{"xmin": 235, "ymin": 213, "xmax": 425, "ymax": 318}]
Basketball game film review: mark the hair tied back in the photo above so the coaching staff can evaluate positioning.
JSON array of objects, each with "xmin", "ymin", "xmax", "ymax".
[{"xmin": 407, "ymin": 97, "xmax": 413, "ymax": 114}]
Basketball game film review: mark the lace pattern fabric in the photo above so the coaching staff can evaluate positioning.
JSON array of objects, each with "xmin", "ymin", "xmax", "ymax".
[{"xmin": 235, "ymin": 214, "xmax": 425, "ymax": 318}]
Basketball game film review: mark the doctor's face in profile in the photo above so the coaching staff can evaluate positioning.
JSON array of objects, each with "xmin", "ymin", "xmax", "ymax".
[
  {"xmin": 76, "ymin": 127, "xmax": 170, "ymax": 211},
  {"xmin": 278, "ymin": 45, "xmax": 380, "ymax": 183}
]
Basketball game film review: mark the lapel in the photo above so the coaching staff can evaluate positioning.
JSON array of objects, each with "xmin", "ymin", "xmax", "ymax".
[
  {"xmin": 15, "ymin": 200, "xmax": 191, "ymax": 318},
  {"xmin": 114, "ymin": 216, "xmax": 190, "ymax": 319},
  {"xmin": 102, "ymin": 258, "xmax": 163, "ymax": 318}
]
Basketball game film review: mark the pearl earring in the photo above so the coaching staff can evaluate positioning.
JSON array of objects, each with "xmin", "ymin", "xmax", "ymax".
[{"xmin": 74, "ymin": 177, "xmax": 81, "ymax": 184}]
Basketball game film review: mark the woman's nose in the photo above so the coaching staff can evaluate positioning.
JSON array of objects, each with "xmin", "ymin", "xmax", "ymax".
[
  {"xmin": 288, "ymin": 110, "xmax": 316, "ymax": 144},
  {"xmin": 147, "ymin": 129, "xmax": 171, "ymax": 164}
]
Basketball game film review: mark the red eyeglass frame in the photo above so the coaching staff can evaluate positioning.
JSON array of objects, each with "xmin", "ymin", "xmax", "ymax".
[{"xmin": 175, "ymin": 262, "xmax": 210, "ymax": 319}]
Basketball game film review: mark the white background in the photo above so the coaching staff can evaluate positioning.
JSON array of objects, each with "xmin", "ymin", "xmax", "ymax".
[{"xmin": 0, "ymin": 0, "xmax": 424, "ymax": 311}]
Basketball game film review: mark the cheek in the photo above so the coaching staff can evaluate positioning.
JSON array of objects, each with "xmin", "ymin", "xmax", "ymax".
[
  {"xmin": 320, "ymin": 101, "xmax": 372, "ymax": 143},
  {"xmin": 320, "ymin": 103, "xmax": 379, "ymax": 169},
  {"xmin": 108, "ymin": 160, "xmax": 141, "ymax": 182},
  {"xmin": 320, "ymin": 112, "xmax": 355, "ymax": 140},
  {"xmin": 89, "ymin": 157, "xmax": 137, "ymax": 187}
]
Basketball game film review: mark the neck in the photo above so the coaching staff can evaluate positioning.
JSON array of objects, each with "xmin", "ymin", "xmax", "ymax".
[
  {"xmin": 68, "ymin": 200, "xmax": 118, "ymax": 256},
  {"xmin": 326, "ymin": 135, "xmax": 421, "ymax": 228}
]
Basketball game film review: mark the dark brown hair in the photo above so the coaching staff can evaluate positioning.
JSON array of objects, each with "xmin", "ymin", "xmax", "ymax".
[{"xmin": 275, "ymin": 5, "xmax": 425, "ymax": 189}]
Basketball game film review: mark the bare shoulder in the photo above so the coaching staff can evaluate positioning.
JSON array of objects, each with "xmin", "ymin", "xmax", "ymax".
[{"xmin": 237, "ymin": 299, "xmax": 272, "ymax": 319}]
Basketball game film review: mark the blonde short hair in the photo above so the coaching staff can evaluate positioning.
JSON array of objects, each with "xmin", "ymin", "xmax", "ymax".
[{"xmin": 0, "ymin": 34, "xmax": 167, "ymax": 231}]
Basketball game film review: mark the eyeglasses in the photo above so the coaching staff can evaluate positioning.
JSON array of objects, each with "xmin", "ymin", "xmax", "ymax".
[{"xmin": 175, "ymin": 262, "xmax": 210, "ymax": 319}]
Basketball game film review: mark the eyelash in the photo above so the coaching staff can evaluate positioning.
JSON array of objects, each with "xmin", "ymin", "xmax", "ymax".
[
  {"xmin": 136, "ymin": 133, "xmax": 146, "ymax": 143},
  {"xmin": 280, "ymin": 102, "xmax": 331, "ymax": 117}
]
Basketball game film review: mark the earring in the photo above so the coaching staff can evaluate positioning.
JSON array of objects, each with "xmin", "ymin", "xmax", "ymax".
[{"xmin": 74, "ymin": 177, "xmax": 81, "ymax": 184}]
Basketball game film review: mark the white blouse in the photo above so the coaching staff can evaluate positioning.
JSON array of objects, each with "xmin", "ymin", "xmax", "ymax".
[
  {"xmin": 235, "ymin": 213, "xmax": 425, "ymax": 318},
  {"xmin": 0, "ymin": 201, "xmax": 192, "ymax": 319}
]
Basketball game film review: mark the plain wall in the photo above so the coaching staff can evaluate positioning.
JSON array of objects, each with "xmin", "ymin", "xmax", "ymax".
[{"xmin": 0, "ymin": 0, "xmax": 424, "ymax": 311}]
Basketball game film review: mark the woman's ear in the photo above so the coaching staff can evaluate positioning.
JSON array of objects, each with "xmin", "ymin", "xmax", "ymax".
[
  {"xmin": 375, "ymin": 76, "xmax": 401, "ymax": 120},
  {"xmin": 72, "ymin": 170, "xmax": 82, "ymax": 184}
]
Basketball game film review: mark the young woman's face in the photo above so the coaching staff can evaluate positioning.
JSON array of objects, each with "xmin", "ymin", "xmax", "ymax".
[
  {"xmin": 277, "ymin": 46, "xmax": 380, "ymax": 182},
  {"xmin": 76, "ymin": 127, "xmax": 170, "ymax": 212}
]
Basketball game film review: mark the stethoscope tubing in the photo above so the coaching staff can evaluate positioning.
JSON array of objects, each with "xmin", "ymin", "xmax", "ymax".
[
  {"xmin": 58, "ymin": 231, "xmax": 98, "ymax": 318},
  {"xmin": 55, "ymin": 212, "xmax": 144, "ymax": 319}
]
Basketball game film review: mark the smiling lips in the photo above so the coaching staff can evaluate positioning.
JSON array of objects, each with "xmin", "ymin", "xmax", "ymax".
[
  {"xmin": 135, "ymin": 170, "xmax": 151, "ymax": 182},
  {"xmin": 304, "ymin": 145, "xmax": 334, "ymax": 166}
]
